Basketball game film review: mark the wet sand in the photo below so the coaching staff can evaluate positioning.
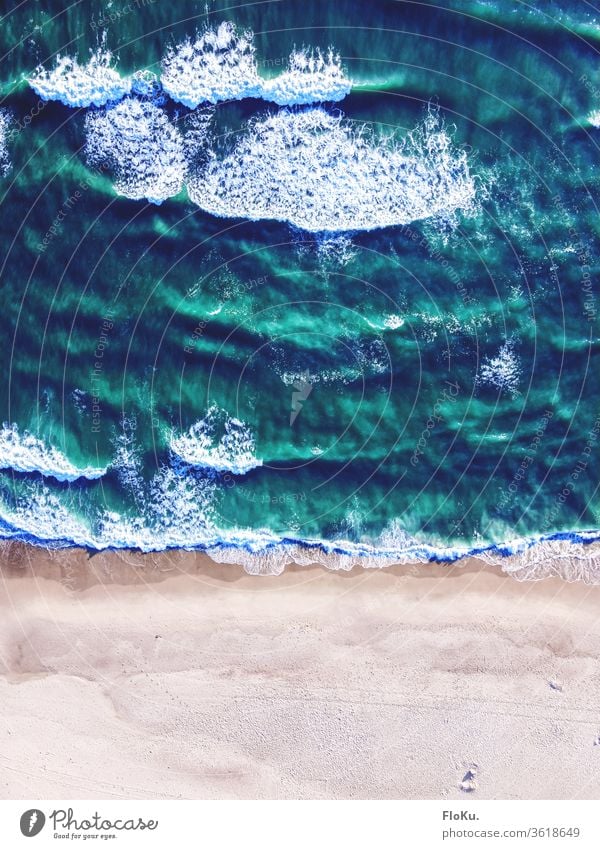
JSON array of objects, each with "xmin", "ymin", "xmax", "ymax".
[{"xmin": 1, "ymin": 543, "xmax": 600, "ymax": 799}]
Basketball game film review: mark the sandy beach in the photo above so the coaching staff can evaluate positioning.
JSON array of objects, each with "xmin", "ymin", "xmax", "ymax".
[{"xmin": 1, "ymin": 543, "xmax": 600, "ymax": 800}]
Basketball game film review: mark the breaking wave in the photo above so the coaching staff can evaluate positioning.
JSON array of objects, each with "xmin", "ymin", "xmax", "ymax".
[
  {"xmin": 27, "ymin": 24, "xmax": 351, "ymax": 109},
  {"xmin": 262, "ymin": 48, "xmax": 351, "ymax": 106},
  {"xmin": 0, "ymin": 422, "xmax": 597, "ymax": 579},
  {"xmin": 28, "ymin": 49, "xmax": 131, "ymax": 107},
  {"xmin": 187, "ymin": 107, "xmax": 476, "ymax": 232},
  {"xmin": 84, "ymin": 97, "xmax": 187, "ymax": 203},
  {"xmin": 0, "ymin": 477, "xmax": 598, "ymax": 582},
  {"xmin": 0, "ymin": 469, "xmax": 217, "ymax": 551},
  {"xmin": 0, "ymin": 424, "xmax": 107, "ymax": 482},
  {"xmin": 97, "ymin": 464, "xmax": 218, "ymax": 550},
  {"xmin": 162, "ymin": 24, "xmax": 351, "ymax": 107},
  {"xmin": 170, "ymin": 406, "xmax": 262, "ymax": 474},
  {"xmin": 160, "ymin": 22, "xmax": 261, "ymax": 107}
]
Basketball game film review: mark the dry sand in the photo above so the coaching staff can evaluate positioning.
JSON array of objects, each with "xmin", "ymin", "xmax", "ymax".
[{"xmin": 1, "ymin": 543, "xmax": 600, "ymax": 800}]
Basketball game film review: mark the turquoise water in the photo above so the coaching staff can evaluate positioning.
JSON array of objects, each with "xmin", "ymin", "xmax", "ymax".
[{"xmin": 0, "ymin": 1, "xmax": 599, "ymax": 569}]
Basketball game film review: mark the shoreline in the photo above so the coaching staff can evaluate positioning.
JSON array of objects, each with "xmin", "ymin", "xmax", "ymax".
[
  {"xmin": 2, "ymin": 544, "xmax": 600, "ymax": 799},
  {"xmin": 2, "ymin": 535, "xmax": 600, "ymax": 585}
]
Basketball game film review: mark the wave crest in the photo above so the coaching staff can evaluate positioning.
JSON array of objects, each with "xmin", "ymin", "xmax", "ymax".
[
  {"xmin": 161, "ymin": 23, "xmax": 351, "ymax": 108},
  {"xmin": 161, "ymin": 22, "xmax": 261, "ymax": 107},
  {"xmin": 28, "ymin": 49, "xmax": 131, "ymax": 107},
  {"xmin": 262, "ymin": 48, "xmax": 351, "ymax": 106},
  {"xmin": 170, "ymin": 407, "xmax": 262, "ymax": 474},
  {"xmin": 0, "ymin": 424, "xmax": 107, "ymax": 482}
]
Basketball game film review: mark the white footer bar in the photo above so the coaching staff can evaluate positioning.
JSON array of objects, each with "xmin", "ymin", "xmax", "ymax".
[{"xmin": 0, "ymin": 800, "xmax": 598, "ymax": 848}]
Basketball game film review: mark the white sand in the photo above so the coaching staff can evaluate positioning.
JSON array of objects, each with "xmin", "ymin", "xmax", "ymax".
[{"xmin": 1, "ymin": 545, "xmax": 600, "ymax": 799}]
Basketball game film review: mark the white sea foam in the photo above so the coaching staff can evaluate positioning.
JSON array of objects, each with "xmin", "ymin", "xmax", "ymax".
[
  {"xmin": 161, "ymin": 22, "xmax": 261, "ymax": 107},
  {"xmin": 0, "ymin": 463, "xmax": 217, "ymax": 551},
  {"xmin": 28, "ymin": 49, "xmax": 131, "ymax": 107},
  {"xmin": 27, "ymin": 23, "xmax": 351, "ymax": 112},
  {"xmin": 2, "ymin": 421, "xmax": 599, "ymax": 574},
  {"xmin": 199, "ymin": 528, "xmax": 600, "ymax": 579},
  {"xmin": 0, "ymin": 473, "xmax": 599, "ymax": 580},
  {"xmin": 313, "ymin": 234, "xmax": 358, "ymax": 267},
  {"xmin": 0, "ymin": 420, "xmax": 219, "ymax": 550},
  {"xmin": 96, "ymin": 466, "xmax": 218, "ymax": 550},
  {"xmin": 112, "ymin": 421, "xmax": 144, "ymax": 494},
  {"xmin": 84, "ymin": 98, "xmax": 186, "ymax": 203},
  {"xmin": 587, "ymin": 109, "xmax": 600, "ymax": 128},
  {"xmin": 0, "ymin": 423, "xmax": 107, "ymax": 482},
  {"xmin": 0, "ymin": 485, "xmax": 93, "ymax": 546},
  {"xmin": 26, "ymin": 28, "xmax": 351, "ymax": 112},
  {"xmin": 161, "ymin": 23, "xmax": 351, "ymax": 107},
  {"xmin": 170, "ymin": 406, "xmax": 262, "ymax": 474},
  {"xmin": 54, "ymin": 419, "xmax": 216, "ymax": 549},
  {"xmin": 0, "ymin": 109, "xmax": 10, "ymax": 175},
  {"xmin": 384, "ymin": 314, "xmax": 405, "ymax": 329},
  {"xmin": 261, "ymin": 48, "xmax": 351, "ymax": 106},
  {"xmin": 277, "ymin": 335, "xmax": 389, "ymax": 388},
  {"xmin": 187, "ymin": 107, "xmax": 476, "ymax": 232},
  {"xmin": 478, "ymin": 340, "xmax": 522, "ymax": 396}
]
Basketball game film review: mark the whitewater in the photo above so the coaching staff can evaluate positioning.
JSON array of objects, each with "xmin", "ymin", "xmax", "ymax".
[
  {"xmin": 0, "ymin": 417, "xmax": 598, "ymax": 581},
  {"xmin": 27, "ymin": 23, "xmax": 352, "ymax": 109},
  {"xmin": 0, "ymin": 479, "xmax": 599, "ymax": 582},
  {"xmin": 0, "ymin": 424, "xmax": 107, "ymax": 482}
]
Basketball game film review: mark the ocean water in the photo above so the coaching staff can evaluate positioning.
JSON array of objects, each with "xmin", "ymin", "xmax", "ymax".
[{"xmin": 0, "ymin": 0, "xmax": 599, "ymax": 576}]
